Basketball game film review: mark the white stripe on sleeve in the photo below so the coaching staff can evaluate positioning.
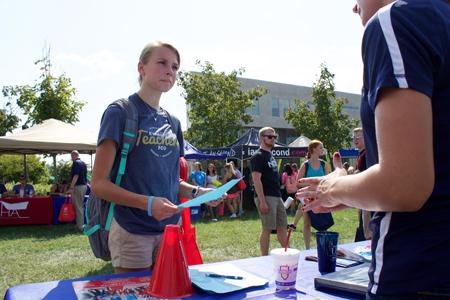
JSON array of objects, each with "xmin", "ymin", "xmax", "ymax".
[{"xmin": 377, "ymin": 2, "xmax": 409, "ymax": 88}]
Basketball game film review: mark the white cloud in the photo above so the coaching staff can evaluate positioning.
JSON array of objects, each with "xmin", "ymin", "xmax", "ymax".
[{"xmin": 55, "ymin": 50, "xmax": 125, "ymax": 81}]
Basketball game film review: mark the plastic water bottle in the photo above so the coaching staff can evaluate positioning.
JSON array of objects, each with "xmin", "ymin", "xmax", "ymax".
[{"xmin": 284, "ymin": 196, "xmax": 294, "ymax": 209}]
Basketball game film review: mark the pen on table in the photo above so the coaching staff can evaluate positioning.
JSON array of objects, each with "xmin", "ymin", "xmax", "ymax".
[{"xmin": 206, "ymin": 273, "xmax": 244, "ymax": 280}]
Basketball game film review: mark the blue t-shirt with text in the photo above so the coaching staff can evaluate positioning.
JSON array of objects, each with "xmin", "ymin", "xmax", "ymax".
[{"xmin": 97, "ymin": 93, "xmax": 184, "ymax": 235}]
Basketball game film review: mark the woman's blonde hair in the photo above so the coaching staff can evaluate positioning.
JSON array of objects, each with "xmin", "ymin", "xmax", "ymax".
[
  {"xmin": 138, "ymin": 41, "xmax": 180, "ymax": 85},
  {"xmin": 307, "ymin": 139, "xmax": 323, "ymax": 159}
]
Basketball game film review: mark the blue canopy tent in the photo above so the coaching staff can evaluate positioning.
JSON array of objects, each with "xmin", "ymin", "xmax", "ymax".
[
  {"xmin": 225, "ymin": 128, "xmax": 307, "ymax": 160},
  {"xmin": 199, "ymin": 128, "xmax": 308, "ymax": 172},
  {"xmin": 183, "ymin": 141, "xmax": 227, "ymax": 160}
]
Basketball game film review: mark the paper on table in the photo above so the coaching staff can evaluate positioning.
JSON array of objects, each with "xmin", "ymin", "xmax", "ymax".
[
  {"xmin": 178, "ymin": 178, "xmax": 240, "ymax": 208},
  {"xmin": 189, "ymin": 263, "xmax": 268, "ymax": 294}
]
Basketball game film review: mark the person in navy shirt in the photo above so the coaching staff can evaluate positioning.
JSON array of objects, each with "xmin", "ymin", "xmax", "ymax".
[
  {"xmin": 298, "ymin": 0, "xmax": 450, "ymax": 298},
  {"xmin": 12, "ymin": 175, "xmax": 34, "ymax": 197},
  {"xmin": 68, "ymin": 150, "xmax": 88, "ymax": 230}
]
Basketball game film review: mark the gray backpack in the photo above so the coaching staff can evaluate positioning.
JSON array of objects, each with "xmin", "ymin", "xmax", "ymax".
[
  {"xmin": 83, "ymin": 98, "xmax": 138, "ymax": 261},
  {"xmin": 83, "ymin": 98, "xmax": 182, "ymax": 261}
]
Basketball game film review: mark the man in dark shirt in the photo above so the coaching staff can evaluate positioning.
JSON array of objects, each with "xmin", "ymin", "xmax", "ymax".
[
  {"xmin": 250, "ymin": 127, "xmax": 288, "ymax": 256},
  {"xmin": 68, "ymin": 150, "xmax": 87, "ymax": 230}
]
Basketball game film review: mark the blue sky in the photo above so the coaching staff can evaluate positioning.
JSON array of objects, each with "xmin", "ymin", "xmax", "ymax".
[{"xmin": 0, "ymin": 0, "xmax": 364, "ymax": 137}]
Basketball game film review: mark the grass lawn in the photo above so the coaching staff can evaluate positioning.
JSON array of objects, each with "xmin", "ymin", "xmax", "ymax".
[{"xmin": 0, "ymin": 208, "xmax": 359, "ymax": 297}]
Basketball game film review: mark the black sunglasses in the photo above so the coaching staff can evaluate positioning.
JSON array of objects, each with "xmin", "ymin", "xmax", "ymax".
[{"xmin": 263, "ymin": 135, "xmax": 277, "ymax": 139}]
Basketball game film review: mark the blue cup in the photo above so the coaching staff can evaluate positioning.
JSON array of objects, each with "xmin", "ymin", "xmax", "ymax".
[{"xmin": 316, "ymin": 231, "xmax": 339, "ymax": 274}]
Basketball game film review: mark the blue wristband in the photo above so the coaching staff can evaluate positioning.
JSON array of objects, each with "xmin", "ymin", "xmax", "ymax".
[{"xmin": 147, "ymin": 196, "xmax": 154, "ymax": 217}]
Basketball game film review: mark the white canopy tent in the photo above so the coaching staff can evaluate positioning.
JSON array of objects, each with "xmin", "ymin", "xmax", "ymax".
[
  {"xmin": 0, "ymin": 118, "xmax": 96, "ymax": 155},
  {"xmin": 288, "ymin": 135, "xmax": 311, "ymax": 148},
  {"xmin": 0, "ymin": 119, "xmax": 97, "ymax": 179}
]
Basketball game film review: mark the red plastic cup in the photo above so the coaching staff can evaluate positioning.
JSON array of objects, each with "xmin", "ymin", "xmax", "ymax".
[{"xmin": 148, "ymin": 225, "xmax": 194, "ymax": 298}]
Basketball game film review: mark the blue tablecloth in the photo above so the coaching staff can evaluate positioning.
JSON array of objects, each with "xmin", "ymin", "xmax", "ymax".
[{"xmin": 4, "ymin": 242, "xmax": 369, "ymax": 299}]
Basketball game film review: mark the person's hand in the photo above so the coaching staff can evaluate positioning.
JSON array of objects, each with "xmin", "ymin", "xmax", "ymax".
[
  {"xmin": 151, "ymin": 197, "xmax": 180, "ymax": 221},
  {"xmin": 296, "ymin": 152, "xmax": 348, "ymax": 213},
  {"xmin": 259, "ymin": 200, "xmax": 269, "ymax": 214},
  {"xmin": 197, "ymin": 187, "xmax": 226, "ymax": 207},
  {"xmin": 304, "ymin": 198, "xmax": 349, "ymax": 213},
  {"xmin": 331, "ymin": 152, "xmax": 347, "ymax": 176}
]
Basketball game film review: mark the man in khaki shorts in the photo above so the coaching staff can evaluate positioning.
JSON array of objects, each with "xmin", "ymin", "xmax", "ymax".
[{"xmin": 250, "ymin": 127, "xmax": 288, "ymax": 256}]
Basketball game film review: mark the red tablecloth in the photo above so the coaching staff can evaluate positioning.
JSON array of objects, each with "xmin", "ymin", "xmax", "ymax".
[{"xmin": 0, "ymin": 196, "xmax": 53, "ymax": 225}]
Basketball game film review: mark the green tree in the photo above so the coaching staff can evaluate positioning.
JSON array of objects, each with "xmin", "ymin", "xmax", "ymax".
[
  {"xmin": 48, "ymin": 160, "xmax": 73, "ymax": 183},
  {"xmin": 2, "ymin": 48, "xmax": 85, "ymax": 128},
  {"xmin": 0, "ymin": 155, "xmax": 50, "ymax": 184},
  {"xmin": 0, "ymin": 107, "xmax": 19, "ymax": 136},
  {"xmin": 285, "ymin": 64, "xmax": 359, "ymax": 157},
  {"xmin": 178, "ymin": 61, "xmax": 267, "ymax": 148}
]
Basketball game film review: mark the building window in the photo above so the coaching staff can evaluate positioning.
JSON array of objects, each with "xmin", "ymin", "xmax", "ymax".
[
  {"xmin": 272, "ymin": 97, "xmax": 279, "ymax": 117},
  {"xmin": 290, "ymin": 98, "xmax": 299, "ymax": 108},
  {"xmin": 280, "ymin": 99, "xmax": 290, "ymax": 117},
  {"xmin": 247, "ymin": 99, "xmax": 260, "ymax": 116}
]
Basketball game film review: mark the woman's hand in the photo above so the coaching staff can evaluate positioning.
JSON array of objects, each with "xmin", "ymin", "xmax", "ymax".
[
  {"xmin": 296, "ymin": 152, "xmax": 348, "ymax": 213},
  {"xmin": 151, "ymin": 197, "xmax": 180, "ymax": 221}
]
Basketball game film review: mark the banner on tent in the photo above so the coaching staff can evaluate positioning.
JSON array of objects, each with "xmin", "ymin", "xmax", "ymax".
[{"xmin": 200, "ymin": 145, "xmax": 307, "ymax": 159}]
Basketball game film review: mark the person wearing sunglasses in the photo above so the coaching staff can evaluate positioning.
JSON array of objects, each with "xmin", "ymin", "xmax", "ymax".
[{"xmin": 250, "ymin": 127, "xmax": 288, "ymax": 256}]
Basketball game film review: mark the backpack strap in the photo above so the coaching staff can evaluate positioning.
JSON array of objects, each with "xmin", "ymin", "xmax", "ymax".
[
  {"xmin": 304, "ymin": 161, "xmax": 309, "ymax": 177},
  {"xmin": 113, "ymin": 98, "xmax": 139, "ymax": 184},
  {"xmin": 105, "ymin": 98, "xmax": 138, "ymax": 231},
  {"xmin": 319, "ymin": 159, "xmax": 326, "ymax": 173}
]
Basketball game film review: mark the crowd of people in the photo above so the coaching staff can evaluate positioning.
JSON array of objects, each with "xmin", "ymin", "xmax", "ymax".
[
  {"xmin": 188, "ymin": 160, "xmax": 250, "ymax": 221},
  {"xmin": 7, "ymin": 2, "xmax": 447, "ymax": 297}
]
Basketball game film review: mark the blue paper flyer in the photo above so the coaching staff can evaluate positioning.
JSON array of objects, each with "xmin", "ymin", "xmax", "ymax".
[{"xmin": 178, "ymin": 178, "xmax": 240, "ymax": 208}]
